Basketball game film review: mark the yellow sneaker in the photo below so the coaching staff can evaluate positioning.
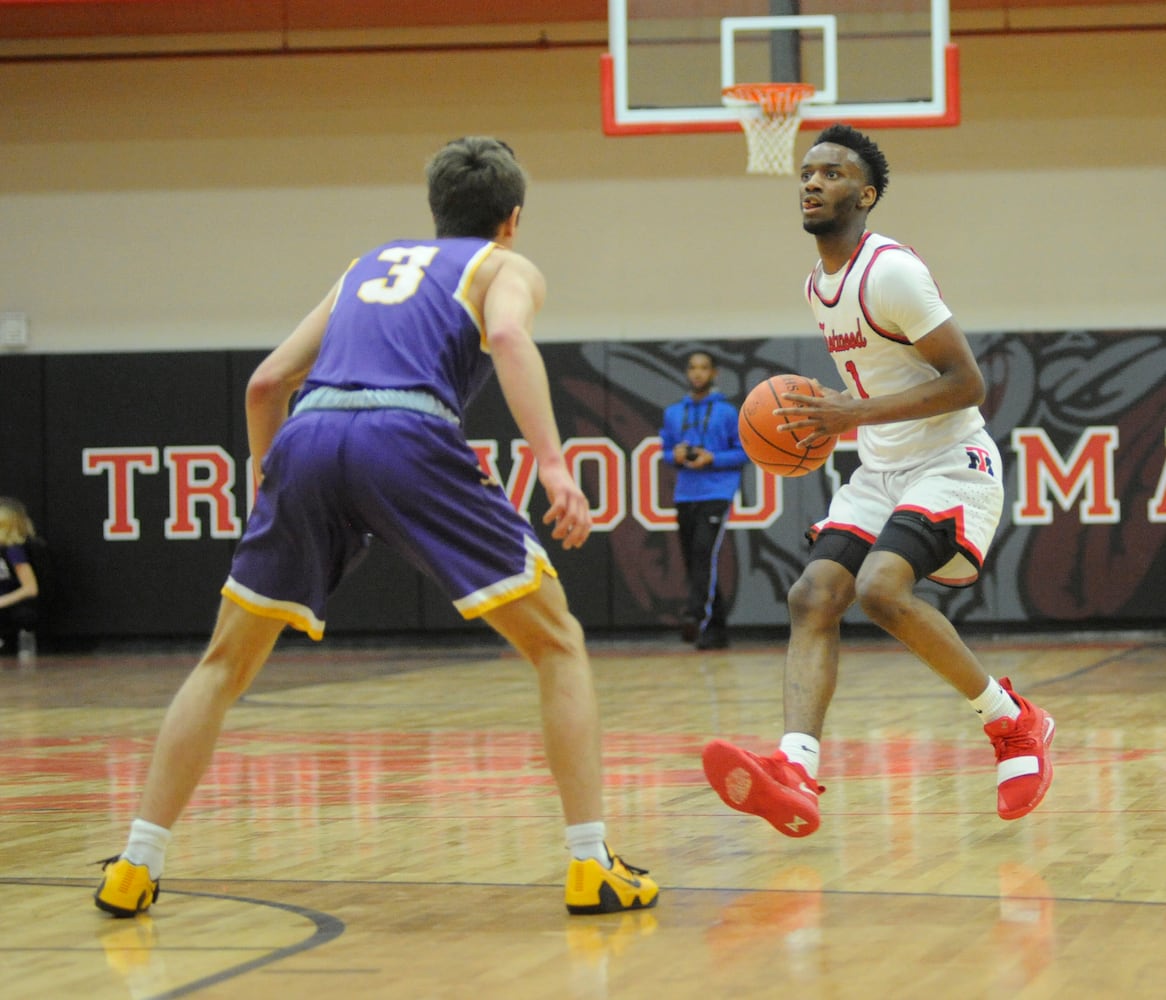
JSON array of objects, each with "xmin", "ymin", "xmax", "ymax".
[
  {"xmin": 565, "ymin": 853, "xmax": 659, "ymax": 915},
  {"xmin": 94, "ymin": 856, "xmax": 159, "ymax": 918}
]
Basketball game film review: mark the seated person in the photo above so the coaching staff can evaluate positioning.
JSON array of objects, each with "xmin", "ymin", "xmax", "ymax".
[{"xmin": 0, "ymin": 497, "xmax": 40, "ymax": 654}]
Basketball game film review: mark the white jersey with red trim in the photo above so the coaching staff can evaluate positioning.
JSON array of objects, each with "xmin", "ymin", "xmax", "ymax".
[{"xmin": 805, "ymin": 230, "xmax": 984, "ymax": 471}]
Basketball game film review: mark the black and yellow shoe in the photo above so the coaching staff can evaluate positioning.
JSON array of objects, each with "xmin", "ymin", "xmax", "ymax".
[
  {"xmin": 565, "ymin": 853, "xmax": 659, "ymax": 915},
  {"xmin": 95, "ymin": 856, "xmax": 159, "ymax": 918}
]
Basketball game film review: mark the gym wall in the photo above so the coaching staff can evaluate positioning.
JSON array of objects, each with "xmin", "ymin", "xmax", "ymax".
[
  {"xmin": 2, "ymin": 13, "xmax": 1164, "ymax": 638},
  {"xmin": 2, "ymin": 331, "xmax": 1162, "ymax": 641}
]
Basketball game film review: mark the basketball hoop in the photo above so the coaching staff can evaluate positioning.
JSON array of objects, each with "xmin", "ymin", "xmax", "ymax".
[{"xmin": 721, "ymin": 83, "xmax": 815, "ymax": 176}]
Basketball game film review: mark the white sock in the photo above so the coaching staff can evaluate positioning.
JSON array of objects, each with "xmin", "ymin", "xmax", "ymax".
[
  {"xmin": 970, "ymin": 676, "xmax": 1020, "ymax": 725},
  {"xmin": 123, "ymin": 818, "xmax": 172, "ymax": 880},
  {"xmin": 780, "ymin": 733, "xmax": 821, "ymax": 781},
  {"xmin": 566, "ymin": 821, "xmax": 611, "ymax": 869}
]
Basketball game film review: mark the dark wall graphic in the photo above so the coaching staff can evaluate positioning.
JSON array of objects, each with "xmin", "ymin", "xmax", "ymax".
[{"xmin": 1, "ymin": 329, "xmax": 1162, "ymax": 641}]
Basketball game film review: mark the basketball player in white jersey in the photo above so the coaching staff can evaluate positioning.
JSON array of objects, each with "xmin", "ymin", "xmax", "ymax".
[{"xmin": 703, "ymin": 124, "xmax": 1054, "ymax": 838}]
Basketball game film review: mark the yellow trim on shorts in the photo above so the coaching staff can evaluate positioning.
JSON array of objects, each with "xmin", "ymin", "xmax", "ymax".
[
  {"xmin": 454, "ymin": 542, "xmax": 559, "ymax": 620},
  {"xmin": 221, "ymin": 578, "xmax": 325, "ymax": 641}
]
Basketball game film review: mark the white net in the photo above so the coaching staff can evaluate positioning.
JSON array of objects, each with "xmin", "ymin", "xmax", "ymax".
[{"xmin": 722, "ymin": 84, "xmax": 814, "ymax": 176}]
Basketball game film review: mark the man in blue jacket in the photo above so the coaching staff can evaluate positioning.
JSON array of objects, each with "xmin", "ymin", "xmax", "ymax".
[{"xmin": 660, "ymin": 351, "xmax": 748, "ymax": 649}]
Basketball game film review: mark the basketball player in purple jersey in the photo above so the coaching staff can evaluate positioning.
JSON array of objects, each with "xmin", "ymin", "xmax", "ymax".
[
  {"xmin": 703, "ymin": 125, "xmax": 1054, "ymax": 837},
  {"xmin": 95, "ymin": 137, "xmax": 657, "ymax": 917}
]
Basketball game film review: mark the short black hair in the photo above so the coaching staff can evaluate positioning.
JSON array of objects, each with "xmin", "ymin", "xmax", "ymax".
[
  {"xmin": 813, "ymin": 123, "xmax": 890, "ymax": 205},
  {"xmin": 426, "ymin": 136, "xmax": 527, "ymax": 239}
]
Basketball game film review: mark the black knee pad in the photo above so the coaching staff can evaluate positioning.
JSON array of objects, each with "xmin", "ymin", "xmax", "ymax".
[
  {"xmin": 871, "ymin": 510, "xmax": 958, "ymax": 582},
  {"xmin": 806, "ymin": 527, "xmax": 870, "ymax": 578}
]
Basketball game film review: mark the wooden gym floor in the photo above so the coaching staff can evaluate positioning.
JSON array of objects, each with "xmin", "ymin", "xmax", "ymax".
[{"xmin": 2, "ymin": 626, "xmax": 1165, "ymax": 999}]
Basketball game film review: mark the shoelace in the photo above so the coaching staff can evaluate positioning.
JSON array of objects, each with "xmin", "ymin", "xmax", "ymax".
[
  {"xmin": 613, "ymin": 857, "xmax": 650, "ymax": 876},
  {"xmin": 991, "ymin": 721, "xmax": 1041, "ymax": 759}
]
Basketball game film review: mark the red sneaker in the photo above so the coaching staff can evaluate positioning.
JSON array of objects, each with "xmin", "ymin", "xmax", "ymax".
[
  {"xmin": 702, "ymin": 741, "xmax": 823, "ymax": 837},
  {"xmin": 984, "ymin": 677, "xmax": 1055, "ymax": 820}
]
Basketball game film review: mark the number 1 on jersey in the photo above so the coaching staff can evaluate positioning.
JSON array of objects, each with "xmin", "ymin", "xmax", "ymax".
[{"xmin": 844, "ymin": 360, "xmax": 870, "ymax": 399}]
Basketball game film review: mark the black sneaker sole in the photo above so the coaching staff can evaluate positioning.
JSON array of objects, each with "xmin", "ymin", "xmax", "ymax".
[
  {"xmin": 566, "ymin": 881, "xmax": 658, "ymax": 915},
  {"xmin": 94, "ymin": 881, "xmax": 159, "ymax": 919}
]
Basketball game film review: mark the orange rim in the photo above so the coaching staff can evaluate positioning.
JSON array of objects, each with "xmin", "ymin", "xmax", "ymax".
[{"xmin": 721, "ymin": 83, "xmax": 815, "ymax": 114}]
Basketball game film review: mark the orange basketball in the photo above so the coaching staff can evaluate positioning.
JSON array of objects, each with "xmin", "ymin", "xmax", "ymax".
[{"xmin": 738, "ymin": 374, "xmax": 838, "ymax": 477}]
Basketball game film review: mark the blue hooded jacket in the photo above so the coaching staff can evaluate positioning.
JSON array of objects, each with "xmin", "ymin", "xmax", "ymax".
[{"xmin": 660, "ymin": 390, "xmax": 748, "ymax": 503}]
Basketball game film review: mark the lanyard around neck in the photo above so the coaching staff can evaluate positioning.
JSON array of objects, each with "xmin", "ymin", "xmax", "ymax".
[{"xmin": 681, "ymin": 397, "xmax": 714, "ymax": 442}]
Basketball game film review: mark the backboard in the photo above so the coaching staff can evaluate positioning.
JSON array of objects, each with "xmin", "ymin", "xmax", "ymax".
[{"xmin": 603, "ymin": 0, "xmax": 958, "ymax": 135}]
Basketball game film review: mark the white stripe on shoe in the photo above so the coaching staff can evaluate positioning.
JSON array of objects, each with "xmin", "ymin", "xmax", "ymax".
[{"xmin": 998, "ymin": 755, "xmax": 1040, "ymax": 783}]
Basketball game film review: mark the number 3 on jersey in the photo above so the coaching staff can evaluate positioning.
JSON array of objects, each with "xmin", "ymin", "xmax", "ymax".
[
  {"xmin": 844, "ymin": 360, "xmax": 870, "ymax": 399},
  {"xmin": 358, "ymin": 245, "xmax": 439, "ymax": 305}
]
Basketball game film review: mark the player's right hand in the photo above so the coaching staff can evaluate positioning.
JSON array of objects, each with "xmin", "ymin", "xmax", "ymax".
[{"xmin": 539, "ymin": 463, "xmax": 592, "ymax": 550}]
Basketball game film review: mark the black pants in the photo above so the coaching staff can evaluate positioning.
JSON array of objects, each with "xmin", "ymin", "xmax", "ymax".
[
  {"xmin": 675, "ymin": 499, "xmax": 730, "ymax": 633},
  {"xmin": 0, "ymin": 598, "xmax": 38, "ymax": 655}
]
